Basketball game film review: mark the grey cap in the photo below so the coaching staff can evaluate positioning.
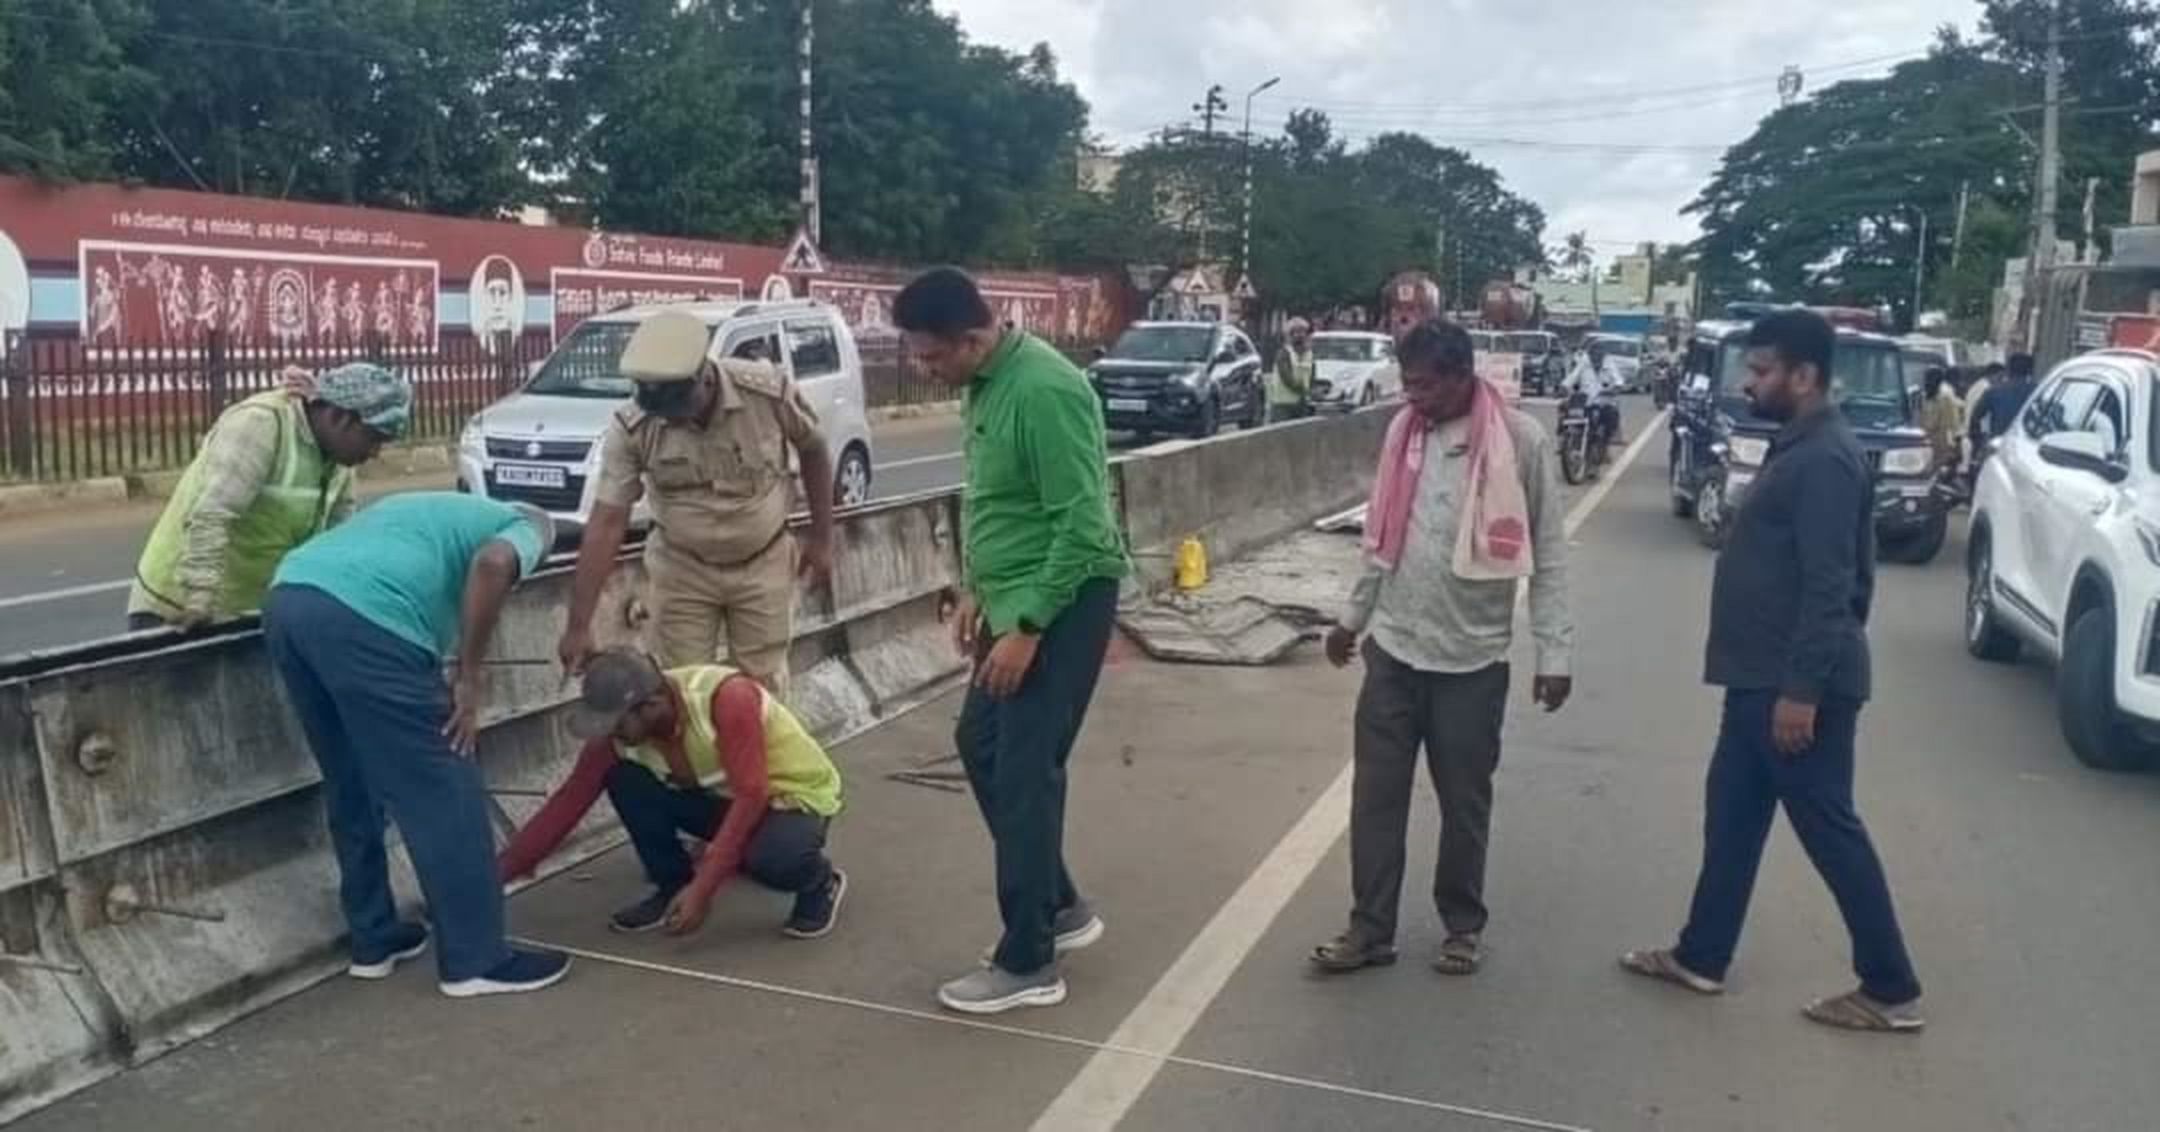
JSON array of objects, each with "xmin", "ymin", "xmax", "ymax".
[{"xmin": 567, "ymin": 649, "xmax": 668, "ymax": 740}]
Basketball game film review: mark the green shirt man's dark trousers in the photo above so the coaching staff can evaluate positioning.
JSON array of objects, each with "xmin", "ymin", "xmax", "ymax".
[{"xmin": 956, "ymin": 577, "xmax": 1119, "ymax": 975}]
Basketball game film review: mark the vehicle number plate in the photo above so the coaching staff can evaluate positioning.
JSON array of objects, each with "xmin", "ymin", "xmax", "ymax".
[
  {"xmin": 1106, "ymin": 398, "xmax": 1150, "ymax": 413},
  {"xmin": 495, "ymin": 462, "xmax": 566, "ymax": 489}
]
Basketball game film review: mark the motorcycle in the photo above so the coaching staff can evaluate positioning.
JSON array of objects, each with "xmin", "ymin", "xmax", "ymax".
[{"xmin": 1557, "ymin": 391, "xmax": 1609, "ymax": 485}]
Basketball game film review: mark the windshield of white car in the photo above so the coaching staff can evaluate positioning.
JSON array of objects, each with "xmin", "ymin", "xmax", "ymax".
[
  {"xmin": 1593, "ymin": 338, "xmax": 1641, "ymax": 358},
  {"xmin": 1714, "ymin": 340, "xmax": 1910, "ymax": 428},
  {"xmin": 1312, "ymin": 337, "xmax": 1381, "ymax": 361},
  {"xmin": 526, "ymin": 322, "xmax": 650, "ymax": 399},
  {"xmin": 1500, "ymin": 333, "xmax": 1545, "ymax": 355},
  {"xmin": 1109, "ymin": 325, "xmax": 1214, "ymax": 363}
]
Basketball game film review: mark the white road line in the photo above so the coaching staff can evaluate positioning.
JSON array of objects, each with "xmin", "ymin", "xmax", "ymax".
[
  {"xmin": 515, "ymin": 938, "xmax": 1594, "ymax": 1132},
  {"xmin": 0, "ymin": 578, "xmax": 131, "ymax": 611},
  {"xmin": 1030, "ymin": 409, "xmax": 1670, "ymax": 1132},
  {"xmin": 878, "ymin": 450, "xmax": 965, "ymax": 471}
]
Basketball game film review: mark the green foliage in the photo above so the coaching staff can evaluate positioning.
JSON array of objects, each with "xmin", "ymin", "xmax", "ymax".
[
  {"xmin": 0, "ymin": 0, "xmax": 147, "ymax": 181},
  {"xmin": 1690, "ymin": 2, "xmax": 2160, "ymax": 323}
]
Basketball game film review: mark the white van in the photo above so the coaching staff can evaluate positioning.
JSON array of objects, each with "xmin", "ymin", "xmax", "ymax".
[{"xmin": 457, "ymin": 298, "xmax": 876, "ymax": 536}]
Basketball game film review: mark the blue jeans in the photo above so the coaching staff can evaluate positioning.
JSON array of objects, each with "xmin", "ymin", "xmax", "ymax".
[
  {"xmin": 264, "ymin": 584, "xmax": 509, "ymax": 982},
  {"xmin": 1673, "ymin": 689, "xmax": 1921, "ymax": 1004}
]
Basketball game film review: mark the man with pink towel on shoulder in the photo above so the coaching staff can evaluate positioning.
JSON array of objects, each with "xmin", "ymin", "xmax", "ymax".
[{"xmin": 1312, "ymin": 318, "xmax": 1577, "ymax": 978}]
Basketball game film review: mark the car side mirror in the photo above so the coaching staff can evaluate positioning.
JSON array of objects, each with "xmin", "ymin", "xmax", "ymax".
[
  {"xmin": 2037, "ymin": 431, "xmax": 2127, "ymax": 483},
  {"xmin": 1090, "ymin": 346, "xmax": 1107, "ymax": 361}
]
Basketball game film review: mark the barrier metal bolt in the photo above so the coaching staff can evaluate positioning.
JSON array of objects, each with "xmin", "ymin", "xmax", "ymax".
[
  {"xmin": 103, "ymin": 883, "xmax": 227, "ymax": 926},
  {"xmin": 0, "ymin": 952, "xmax": 86, "ymax": 976},
  {"xmin": 75, "ymin": 731, "xmax": 120, "ymax": 776}
]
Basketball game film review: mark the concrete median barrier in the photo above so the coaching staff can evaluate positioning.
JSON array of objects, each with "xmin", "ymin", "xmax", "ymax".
[{"xmin": 0, "ymin": 408, "xmax": 1384, "ymax": 1121}]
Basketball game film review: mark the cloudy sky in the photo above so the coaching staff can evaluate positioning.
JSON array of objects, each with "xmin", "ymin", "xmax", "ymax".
[{"xmin": 938, "ymin": 0, "xmax": 1983, "ymax": 260}]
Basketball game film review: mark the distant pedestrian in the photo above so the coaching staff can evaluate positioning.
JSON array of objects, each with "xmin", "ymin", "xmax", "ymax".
[
  {"xmin": 892, "ymin": 267, "xmax": 1127, "ymax": 1015},
  {"xmin": 264, "ymin": 493, "xmax": 571, "ymax": 999},
  {"xmin": 1313, "ymin": 319, "xmax": 1574, "ymax": 977},
  {"xmin": 1622, "ymin": 309, "xmax": 1924, "ymax": 1033},
  {"xmin": 1968, "ymin": 352, "xmax": 2038, "ymax": 450},
  {"xmin": 1267, "ymin": 318, "xmax": 1315, "ymax": 423},
  {"xmin": 129, "ymin": 363, "xmax": 409, "ymax": 630},
  {"xmin": 1918, "ymin": 366, "xmax": 1965, "ymax": 472}
]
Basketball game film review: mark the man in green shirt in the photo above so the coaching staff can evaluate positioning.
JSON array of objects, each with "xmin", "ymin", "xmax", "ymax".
[{"xmin": 893, "ymin": 267, "xmax": 1128, "ymax": 1016}]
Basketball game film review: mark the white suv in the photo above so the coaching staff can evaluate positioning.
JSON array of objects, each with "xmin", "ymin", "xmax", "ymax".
[
  {"xmin": 1965, "ymin": 348, "xmax": 2160, "ymax": 770},
  {"xmin": 457, "ymin": 299, "xmax": 876, "ymax": 536}
]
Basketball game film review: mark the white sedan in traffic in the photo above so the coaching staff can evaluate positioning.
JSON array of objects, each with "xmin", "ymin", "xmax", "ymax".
[{"xmin": 1306, "ymin": 331, "xmax": 1400, "ymax": 411}]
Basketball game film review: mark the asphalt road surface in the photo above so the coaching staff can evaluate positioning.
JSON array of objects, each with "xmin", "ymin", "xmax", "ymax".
[{"xmin": 19, "ymin": 411, "xmax": 2159, "ymax": 1132}]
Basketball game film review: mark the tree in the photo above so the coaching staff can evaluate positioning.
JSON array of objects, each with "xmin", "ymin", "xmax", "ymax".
[
  {"xmin": 1557, "ymin": 232, "xmax": 1594, "ymax": 280},
  {"xmin": 0, "ymin": 0, "xmax": 147, "ymax": 182}
]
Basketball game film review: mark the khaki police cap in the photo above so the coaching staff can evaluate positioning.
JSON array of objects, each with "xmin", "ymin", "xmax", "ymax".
[{"xmin": 619, "ymin": 309, "xmax": 713, "ymax": 384}]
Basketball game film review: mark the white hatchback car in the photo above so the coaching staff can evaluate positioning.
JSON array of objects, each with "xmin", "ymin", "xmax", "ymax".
[
  {"xmin": 458, "ymin": 299, "xmax": 876, "ymax": 536},
  {"xmin": 1306, "ymin": 331, "xmax": 1400, "ymax": 411},
  {"xmin": 1965, "ymin": 348, "xmax": 2160, "ymax": 770}
]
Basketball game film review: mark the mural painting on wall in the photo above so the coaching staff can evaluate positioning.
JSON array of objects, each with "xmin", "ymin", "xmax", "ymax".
[
  {"xmin": 548, "ymin": 231, "xmax": 745, "ymax": 341},
  {"xmin": 79, "ymin": 241, "xmax": 440, "ymax": 352},
  {"xmin": 809, "ymin": 278, "xmax": 1070, "ymax": 342}
]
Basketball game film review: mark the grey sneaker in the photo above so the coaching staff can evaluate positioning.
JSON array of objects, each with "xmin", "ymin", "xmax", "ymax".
[
  {"xmin": 937, "ymin": 964, "xmax": 1068, "ymax": 1015},
  {"xmin": 980, "ymin": 904, "xmax": 1105, "ymax": 964}
]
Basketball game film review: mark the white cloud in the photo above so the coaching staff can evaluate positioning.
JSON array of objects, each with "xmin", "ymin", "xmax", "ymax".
[{"xmin": 937, "ymin": 0, "xmax": 1979, "ymax": 252}]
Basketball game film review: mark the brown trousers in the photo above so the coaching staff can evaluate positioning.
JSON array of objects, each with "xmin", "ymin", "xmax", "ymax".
[
  {"xmin": 1348, "ymin": 640, "xmax": 1511, "ymax": 944},
  {"xmin": 645, "ymin": 530, "xmax": 796, "ymax": 701}
]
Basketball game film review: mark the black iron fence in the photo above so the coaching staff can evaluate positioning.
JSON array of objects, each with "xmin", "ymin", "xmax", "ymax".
[
  {"xmin": 0, "ymin": 329, "xmax": 1102, "ymax": 483},
  {"xmin": 0, "ymin": 330, "xmax": 549, "ymax": 483}
]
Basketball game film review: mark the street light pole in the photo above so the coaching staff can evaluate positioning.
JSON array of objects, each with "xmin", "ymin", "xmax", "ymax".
[{"xmin": 1238, "ymin": 76, "xmax": 1280, "ymax": 296}]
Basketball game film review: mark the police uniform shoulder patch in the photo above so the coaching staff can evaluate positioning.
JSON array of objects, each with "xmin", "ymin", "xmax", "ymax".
[{"xmin": 612, "ymin": 401, "xmax": 655, "ymax": 433}]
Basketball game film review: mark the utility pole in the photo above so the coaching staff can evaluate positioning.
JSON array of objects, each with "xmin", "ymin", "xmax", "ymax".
[
  {"xmin": 2081, "ymin": 176, "xmax": 2100, "ymax": 263},
  {"xmin": 1912, "ymin": 209, "xmax": 1930, "ymax": 329},
  {"xmin": 2024, "ymin": 0, "xmax": 2064, "ymax": 337},
  {"xmin": 797, "ymin": 0, "xmax": 820, "ymax": 245},
  {"xmin": 1237, "ymin": 77, "xmax": 1280, "ymax": 296},
  {"xmin": 1193, "ymin": 84, "xmax": 1228, "ymax": 265},
  {"xmin": 1950, "ymin": 180, "xmax": 1972, "ymax": 269},
  {"xmin": 1195, "ymin": 84, "xmax": 1227, "ymax": 138}
]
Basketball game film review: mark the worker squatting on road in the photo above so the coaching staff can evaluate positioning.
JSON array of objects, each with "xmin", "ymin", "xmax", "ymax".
[
  {"xmin": 555, "ymin": 309, "xmax": 837, "ymax": 701},
  {"xmin": 262, "ymin": 492, "xmax": 572, "ymax": 998},
  {"xmin": 496, "ymin": 649, "xmax": 847, "ymax": 939},
  {"xmin": 128, "ymin": 362, "xmax": 412, "ymax": 630}
]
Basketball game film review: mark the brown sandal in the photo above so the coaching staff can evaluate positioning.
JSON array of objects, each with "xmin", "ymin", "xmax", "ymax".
[
  {"xmin": 1803, "ymin": 990, "xmax": 1925, "ymax": 1033},
  {"xmin": 1309, "ymin": 932, "xmax": 1398, "ymax": 973},
  {"xmin": 1431, "ymin": 934, "xmax": 1483, "ymax": 976},
  {"xmin": 1619, "ymin": 948, "xmax": 1725, "ymax": 995}
]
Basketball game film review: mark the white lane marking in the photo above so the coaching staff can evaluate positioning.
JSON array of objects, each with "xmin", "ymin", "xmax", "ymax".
[
  {"xmin": 0, "ymin": 578, "xmax": 131, "ymax": 611},
  {"xmin": 516, "ymin": 938, "xmax": 1594, "ymax": 1132},
  {"xmin": 1031, "ymin": 409, "xmax": 1669, "ymax": 1132},
  {"xmin": 879, "ymin": 450, "xmax": 965, "ymax": 471}
]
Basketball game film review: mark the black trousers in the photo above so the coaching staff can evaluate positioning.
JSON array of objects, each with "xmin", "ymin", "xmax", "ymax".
[
  {"xmin": 1348, "ymin": 641, "xmax": 1511, "ymax": 944},
  {"xmin": 604, "ymin": 761, "xmax": 832, "ymax": 897},
  {"xmin": 956, "ymin": 578, "xmax": 1119, "ymax": 975}
]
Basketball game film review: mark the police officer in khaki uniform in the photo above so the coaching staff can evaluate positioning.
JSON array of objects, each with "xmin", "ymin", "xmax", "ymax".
[{"xmin": 558, "ymin": 309, "xmax": 836, "ymax": 701}]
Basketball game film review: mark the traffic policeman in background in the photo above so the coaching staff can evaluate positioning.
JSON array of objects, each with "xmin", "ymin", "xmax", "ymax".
[{"xmin": 557, "ymin": 309, "xmax": 836, "ymax": 701}]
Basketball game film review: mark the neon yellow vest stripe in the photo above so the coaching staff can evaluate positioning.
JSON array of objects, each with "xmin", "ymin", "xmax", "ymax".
[
  {"xmin": 134, "ymin": 392, "xmax": 350, "ymax": 617},
  {"xmin": 622, "ymin": 666, "xmax": 844, "ymax": 818}
]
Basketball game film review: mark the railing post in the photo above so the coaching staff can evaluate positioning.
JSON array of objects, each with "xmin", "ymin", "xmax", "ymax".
[
  {"xmin": 2, "ymin": 332, "xmax": 31, "ymax": 479},
  {"xmin": 204, "ymin": 329, "xmax": 230, "ymax": 415}
]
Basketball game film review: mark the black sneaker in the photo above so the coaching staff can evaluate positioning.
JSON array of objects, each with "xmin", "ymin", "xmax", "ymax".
[
  {"xmin": 783, "ymin": 867, "xmax": 848, "ymax": 939},
  {"xmin": 348, "ymin": 922, "xmax": 429, "ymax": 980},
  {"xmin": 610, "ymin": 889, "xmax": 678, "ymax": 934},
  {"xmin": 439, "ymin": 947, "xmax": 572, "ymax": 999}
]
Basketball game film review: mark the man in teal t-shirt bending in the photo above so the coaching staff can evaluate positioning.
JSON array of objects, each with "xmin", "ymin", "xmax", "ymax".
[{"xmin": 265, "ymin": 492, "xmax": 570, "ymax": 999}]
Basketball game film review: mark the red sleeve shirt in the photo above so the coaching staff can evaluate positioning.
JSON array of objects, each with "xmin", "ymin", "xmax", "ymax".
[{"xmin": 495, "ymin": 675, "xmax": 772, "ymax": 895}]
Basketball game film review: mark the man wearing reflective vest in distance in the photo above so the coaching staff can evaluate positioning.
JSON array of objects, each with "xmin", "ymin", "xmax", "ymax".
[{"xmin": 497, "ymin": 648, "xmax": 847, "ymax": 937}]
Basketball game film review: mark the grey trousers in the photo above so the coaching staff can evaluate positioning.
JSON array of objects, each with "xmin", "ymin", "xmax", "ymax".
[{"xmin": 1348, "ymin": 640, "xmax": 1511, "ymax": 944}]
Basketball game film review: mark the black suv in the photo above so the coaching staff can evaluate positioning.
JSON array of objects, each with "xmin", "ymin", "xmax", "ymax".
[
  {"xmin": 1668, "ymin": 320, "xmax": 1949, "ymax": 563},
  {"xmin": 1088, "ymin": 321, "xmax": 1265, "ymax": 439}
]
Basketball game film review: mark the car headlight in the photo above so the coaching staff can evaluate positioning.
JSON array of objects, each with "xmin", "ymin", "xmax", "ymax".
[
  {"xmin": 1727, "ymin": 436, "xmax": 1770, "ymax": 467},
  {"xmin": 1879, "ymin": 446, "xmax": 1932, "ymax": 477},
  {"xmin": 1180, "ymin": 367, "xmax": 1207, "ymax": 387},
  {"xmin": 2135, "ymin": 518, "xmax": 2160, "ymax": 568}
]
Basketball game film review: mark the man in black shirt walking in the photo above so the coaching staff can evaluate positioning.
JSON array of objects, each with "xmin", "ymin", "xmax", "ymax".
[{"xmin": 1622, "ymin": 310, "xmax": 1924, "ymax": 1033}]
